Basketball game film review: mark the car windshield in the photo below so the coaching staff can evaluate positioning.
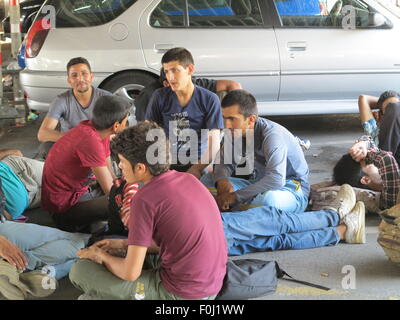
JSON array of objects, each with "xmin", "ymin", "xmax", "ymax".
[{"xmin": 41, "ymin": 0, "xmax": 138, "ymax": 27}]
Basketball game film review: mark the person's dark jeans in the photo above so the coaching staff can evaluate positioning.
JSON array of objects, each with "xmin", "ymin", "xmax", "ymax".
[
  {"xmin": 35, "ymin": 141, "xmax": 54, "ymax": 161},
  {"xmin": 52, "ymin": 195, "xmax": 109, "ymax": 233}
]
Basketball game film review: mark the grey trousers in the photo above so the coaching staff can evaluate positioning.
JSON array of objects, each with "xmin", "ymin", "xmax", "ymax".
[{"xmin": 1, "ymin": 155, "xmax": 44, "ymax": 209}]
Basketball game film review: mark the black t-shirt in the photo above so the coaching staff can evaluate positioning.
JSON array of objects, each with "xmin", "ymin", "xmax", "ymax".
[
  {"xmin": 378, "ymin": 102, "xmax": 400, "ymax": 165},
  {"xmin": 134, "ymin": 77, "xmax": 217, "ymax": 121}
]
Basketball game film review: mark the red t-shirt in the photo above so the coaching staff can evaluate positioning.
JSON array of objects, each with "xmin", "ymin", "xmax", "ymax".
[
  {"xmin": 41, "ymin": 120, "xmax": 110, "ymax": 213},
  {"xmin": 128, "ymin": 170, "xmax": 227, "ymax": 299}
]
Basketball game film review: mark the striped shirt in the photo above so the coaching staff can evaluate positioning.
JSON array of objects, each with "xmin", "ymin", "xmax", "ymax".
[
  {"xmin": 366, "ymin": 147, "xmax": 400, "ymax": 210},
  {"xmin": 120, "ymin": 182, "xmax": 139, "ymax": 228}
]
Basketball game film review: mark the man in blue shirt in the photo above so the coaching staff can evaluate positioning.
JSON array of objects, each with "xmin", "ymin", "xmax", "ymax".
[
  {"xmin": 145, "ymin": 47, "xmax": 224, "ymax": 179},
  {"xmin": 201, "ymin": 90, "xmax": 366, "ymax": 255},
  {"xmin": 0, "ymin": 149, "xmax": 43, "ymax": 220},
  {"xmin": 203, "ymin": 89, "xmax": 309, "ymax": 214}
]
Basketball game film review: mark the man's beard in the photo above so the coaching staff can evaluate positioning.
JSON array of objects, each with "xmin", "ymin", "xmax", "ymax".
[{"xmin": 76, "ymin": 83, "xmax": 90, "ymax": 94}]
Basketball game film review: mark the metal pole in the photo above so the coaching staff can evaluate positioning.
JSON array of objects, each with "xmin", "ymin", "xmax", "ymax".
[{"xmin": 9, "ymin": 0, "xmax": 25, "ymax": 124}]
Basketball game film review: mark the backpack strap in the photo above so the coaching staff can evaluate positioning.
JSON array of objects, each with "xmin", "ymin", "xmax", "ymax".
[{"xmin": 276, "ymin": 263, "xmax": 331, "ymax": 291}]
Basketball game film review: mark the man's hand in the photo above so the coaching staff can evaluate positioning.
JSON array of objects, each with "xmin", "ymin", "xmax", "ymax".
[
  {"xmin": 92, "ymin": 239, "xmax": 127, "ymax": 255},
  {"xmin": 216, "ymin": 192, "xmax": 237, "ymax": 211},
  {"xmin": 349, "ymin": 141, "xmax": 368, "ymax": 162},
  {"xmin": 216, "ymin": 179, "xmax": 234, "ymax": 195},
  {"xmin": 0, "ymin": 236, "xmax": 28, "ymax": 271},
  {"xmin": 0, "ymin": 149, "xmax": 23, "ymax": 160},
  {"xmin": 77, "ymin": 246, "xmax": 106, "ymax": 264}
]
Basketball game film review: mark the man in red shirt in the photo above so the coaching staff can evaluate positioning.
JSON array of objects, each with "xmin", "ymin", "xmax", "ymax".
[
  {"xmin": 41, "ymin": 95, "xmax": 131, "ymax": 232},
  {"xmin": 70, "ymin": 122, "xmax": 227, "ymax": 300}
]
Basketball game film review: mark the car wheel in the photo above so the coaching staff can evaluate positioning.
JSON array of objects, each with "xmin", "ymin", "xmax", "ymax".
[{"xmin": 101, "ymin": 71, "xmax": 157, "ymax": 102}]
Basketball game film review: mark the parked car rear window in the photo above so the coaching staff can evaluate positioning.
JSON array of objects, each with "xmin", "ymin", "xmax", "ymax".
[
  {"xmin": 42, "ymin": 0, "xmax": 138, "ymax": 27},
  {"xmin": 150, "ymin": 0, "xmax": 264, "ymax": 28}
]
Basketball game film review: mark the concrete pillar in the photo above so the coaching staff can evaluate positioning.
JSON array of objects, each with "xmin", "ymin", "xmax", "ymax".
[
  {"xmin": 9, "ymin": 1, "xmax": 25, "ymax": 124},
  {"xmin": 9, "ymin": 0, "xmax": 21, "ymax": 59}
]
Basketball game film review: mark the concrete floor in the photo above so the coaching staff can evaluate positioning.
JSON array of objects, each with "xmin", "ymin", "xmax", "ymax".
[{"xmin": 1, "ymin": 112, "xmax": 400, "ymax": 300}]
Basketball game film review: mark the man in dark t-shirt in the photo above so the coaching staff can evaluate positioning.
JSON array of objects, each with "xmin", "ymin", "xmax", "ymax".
[
  {"xmin": 134, "ymin": 68, "xmax": 241, "ymax": 121},
  {"xmin": 145, "ymin": 48, "xmax": 228, "ymax": 179},
  {"xmin": 70, "ymin": 122, "xmax": 227, "ymax": 300}
]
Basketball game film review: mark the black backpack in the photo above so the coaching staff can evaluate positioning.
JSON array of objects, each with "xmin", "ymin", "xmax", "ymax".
[{"xmin": 216, "ymin": 259, "xmax": 330, "ymax": 300}]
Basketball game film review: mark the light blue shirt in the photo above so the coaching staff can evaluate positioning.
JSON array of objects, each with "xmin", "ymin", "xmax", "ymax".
[
  {"xmin": 0, "ymin": 162, "xmax": 29, "ymax": 219},
  {"xmin": 214, "ymin": 117, "xmax": 310, "ymax": 203}
]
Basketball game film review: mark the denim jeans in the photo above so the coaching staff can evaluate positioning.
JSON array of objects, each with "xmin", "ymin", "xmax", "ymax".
[
  {"xmin": 0, "ymin": 221, "xmax": 90, "ymax": 279},
  {"xmin": 200, "ymin": 173, "xmax": 308, "ymax": 214},
  {"xmin": 222, "ymin": 206, "xmax": 341, "ymax": 256}
]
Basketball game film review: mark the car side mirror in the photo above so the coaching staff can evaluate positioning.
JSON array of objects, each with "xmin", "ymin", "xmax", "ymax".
[{"xmin": 368, "ymin": 12, "xmax": 389, "ymax": 27}]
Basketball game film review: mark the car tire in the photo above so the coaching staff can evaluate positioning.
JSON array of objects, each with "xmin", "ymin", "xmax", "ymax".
[{"xmin": 101, "ymin": 71, "xmax": 157, "ymax": 102}]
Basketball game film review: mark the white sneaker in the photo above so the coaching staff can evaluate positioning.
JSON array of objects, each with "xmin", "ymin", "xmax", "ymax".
[
  {"xmin": 344, "ymin": 201, "xmax": 366, "ymax": 244},
  {"xmin": 295, "ymin": 137, "xmax": 311, "ymax": 151},
  {"xmin": 323, "ymin": 184, "xmax": 356, "ymax": 220}
]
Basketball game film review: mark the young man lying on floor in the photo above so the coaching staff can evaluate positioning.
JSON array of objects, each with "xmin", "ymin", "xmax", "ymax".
[{"xmin": 0, "ymin": 179, "xmax": 90, "ymax": 300}]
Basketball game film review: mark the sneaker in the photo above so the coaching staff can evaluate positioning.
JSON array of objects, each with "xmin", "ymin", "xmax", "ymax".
[
  {"xmin": 344, "ymin": 201, "xmax": 366, "ymax": 244},
  {"xmin": 296, "ymin": 137, "xmax": 311, "ymax": 151},
  {"xmin": 323, "ymin": 184, "xmax": 356, "ymax": 220}
]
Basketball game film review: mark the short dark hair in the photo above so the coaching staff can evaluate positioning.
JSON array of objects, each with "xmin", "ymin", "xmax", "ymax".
[
  {"xmin": 92, "ymin": 95, "xmax": 131, "ymax": 130},
  {"xmin": 111, "ymin": 121, "xmax": 170, "ymax": 176},
  {"xmin": 67, "ymin": 57, "xmax": 92, "ymax": 74},
  {"xmin": 161, "ymin": 47, "xmax": 194, "ymax": 68},
  {"xmin": 221, "ymin": 89, "xmax": 258, "ymax": 118},
  {"xmin": 333, "ymin": 154, "xmax": 365, "ymax": 188},
  {"xmin": 377, "ymin": 90, "xmax": 400, "ymax": 110}
]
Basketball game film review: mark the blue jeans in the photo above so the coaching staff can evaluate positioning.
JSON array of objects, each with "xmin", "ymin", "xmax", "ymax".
[
  {"xmin": 200, "ymin": 173, "xmax": 308, "ymax": 214},
  {"xmin": 222, "ymin": 206, "xmax": 341, "ymax": 255},
  {"xmin": 0, "ymin": 221, "xmax": 90, "ymax": 279}
]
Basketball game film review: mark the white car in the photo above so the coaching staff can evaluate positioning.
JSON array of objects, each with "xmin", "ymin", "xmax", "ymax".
[{"xmin": 20, "ymin": 0, "xmax": 400, "ymax": 115}]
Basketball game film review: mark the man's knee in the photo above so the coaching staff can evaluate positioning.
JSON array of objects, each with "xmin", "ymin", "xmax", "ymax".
[{"xmin": 69, "ymin": 259, "xmax": 96, "ymax": 288}]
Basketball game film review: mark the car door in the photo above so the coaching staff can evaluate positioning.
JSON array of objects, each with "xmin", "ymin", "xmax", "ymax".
[
  {"xmin": 139, "ymin": 0, "xmax": 281, "ymax": 103},
  {"xmin": 270, "ymin": 0, "xmax": 400, "ymax": 111}
]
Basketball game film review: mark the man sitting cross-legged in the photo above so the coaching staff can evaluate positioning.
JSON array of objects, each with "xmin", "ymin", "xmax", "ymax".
[
  {"xmin": 201, "ymin": 89, "xmax": 309, "ymax": 214},
  {"xmin": 69, "ymin": 122, "xmax": 227, "ymax": 300}
]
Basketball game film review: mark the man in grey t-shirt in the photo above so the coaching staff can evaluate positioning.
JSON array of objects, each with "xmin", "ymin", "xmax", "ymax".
[{"xmin": 36, "ymin": 57, "xmax": 111, "ymax": 159}]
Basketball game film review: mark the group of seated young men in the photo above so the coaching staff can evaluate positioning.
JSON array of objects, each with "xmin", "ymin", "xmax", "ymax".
[{"xmin": 0, "ymin": 47, "xmax": 375, "ymax": 300}]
